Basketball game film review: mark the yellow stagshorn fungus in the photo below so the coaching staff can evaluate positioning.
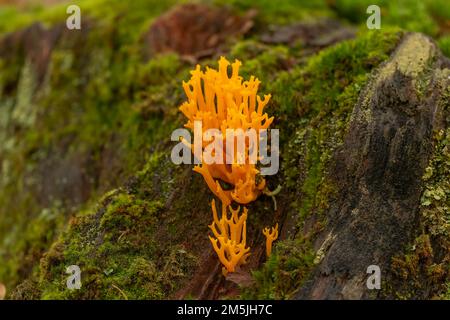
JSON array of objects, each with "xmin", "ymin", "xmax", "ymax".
[
  {"xmin": 179, "ymin": 56, "xmax": 274, "ymax": 205},
  {"xmin": 178, "ymin": 57, "xmax": 278, "ymax": 275},
  {"xmin": 262, "ymin": 223, "xmax": 279, "ymax": 257},
  {"xmin": 208, "ymin": 199, "xmax": 250, "ymax": 275}
]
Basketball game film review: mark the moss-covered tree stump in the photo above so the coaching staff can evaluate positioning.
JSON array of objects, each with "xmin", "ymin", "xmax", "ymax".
[{"xmin": 1, "ymin": 0, "xmax": 449, "ymax": 300}]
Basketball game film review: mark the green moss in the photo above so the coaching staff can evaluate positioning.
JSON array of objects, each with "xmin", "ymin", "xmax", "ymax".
[
  {"xmin": 230, "ymin": 41, "xmax": 292, "ymax": 85},
  {"xmin": 214, "ymin": 0, "xmax": 332, "ymax": 25},
  {"xmin": 0, "ymin": 202, "xmax": 66, "ymax": 295},
  {"xmin": 426, "ymin": 0, "xmax": 450, "ymax": 24},
  {"xmin": 99, "ymin": 193, "xmax": 163, "ymax": 235},
  {"xmin": 0, "ymin": 0, "xmax": 177, "ymax": 36},
  {"xmin": 243, "ymin": 237, "xmax": 315, "ymax": 299},
  {"xmin": 389, "ymin": 234, "xmax": 443, "ymax": 299},
  {"xmin": 332, "ymin": 0, "xmax": 441, "ymax": 36},
  {"xmin": 136, "ymin": 53, "xmax": 182, "ymax": 87},
  {"xmin": 38, "ymin": 190, "xmax": 197, "ymax": 299}
]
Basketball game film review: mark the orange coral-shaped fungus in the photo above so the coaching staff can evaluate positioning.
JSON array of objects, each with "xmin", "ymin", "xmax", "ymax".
[
  {"xmin": 179, "ymin": 56, "xmax": 274, "ymax": 206},
  {"xmin": 262, "ymin": 223, "xmax": 278, "ymax": 257},
  {"xmin": 208, "ymin": 199, "xmax": 250, "ymax": 275}
]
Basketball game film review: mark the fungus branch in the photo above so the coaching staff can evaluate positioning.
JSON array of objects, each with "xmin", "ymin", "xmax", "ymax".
[
  {"xmin": 208, "ymin": 199, "xmax": 250, "ymax": 275},
  {"xmin": 262, "ymin": 223, "xmax": 279, "ymax": 257}
]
